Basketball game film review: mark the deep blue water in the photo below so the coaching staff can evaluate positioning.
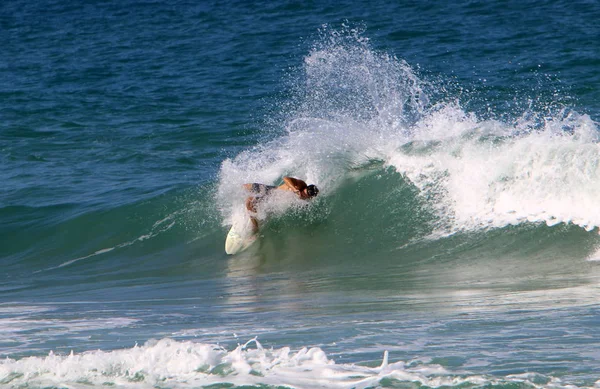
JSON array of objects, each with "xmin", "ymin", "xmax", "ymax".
[{"xmin": 1, "ymin": 1, "xmax": 600, "ymax": 388}]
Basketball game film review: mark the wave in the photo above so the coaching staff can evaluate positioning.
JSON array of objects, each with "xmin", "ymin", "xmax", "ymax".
[
  {"xmin": 3, "ymin": 28, "xmax": 600, "ymax": 389},
  {"xmin": 1, "ymin": 337, "xmax": 594, "ymax": 389},
  {"xmin": 6, "ymin": 27, "xmax": 600, "ymax": 280},
  {"xmin": 217, "ymin": 26, "xmax": 600, "ymax": 243}
]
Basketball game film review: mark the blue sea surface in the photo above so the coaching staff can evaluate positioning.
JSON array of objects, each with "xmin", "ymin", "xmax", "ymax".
[{"xmin": 1, "ymin": 1, "xmax": 600, "ymax": 388}]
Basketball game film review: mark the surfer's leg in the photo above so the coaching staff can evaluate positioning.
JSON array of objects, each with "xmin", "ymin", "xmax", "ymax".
[
  {"xmin": 245, "ymin": 196, "xmax": 260, "ymax": 233},
  {"xmin": 245, "ymin": 196, "xmax": 258, "ymax": 213},
  {"xmin": 249, "ymin": 216, "xmax": 259, "ymax": 233}
]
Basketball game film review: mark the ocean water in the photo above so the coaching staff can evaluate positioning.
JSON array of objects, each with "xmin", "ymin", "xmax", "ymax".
[{"xmin": 2, "ymin": 0, "xmax": 600, "ymax": 388}]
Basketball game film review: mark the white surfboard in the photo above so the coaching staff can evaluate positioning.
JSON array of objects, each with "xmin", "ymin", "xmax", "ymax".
[{"xmin": 225, "ymin": 216, "xmax": 258, "ymax": 255}]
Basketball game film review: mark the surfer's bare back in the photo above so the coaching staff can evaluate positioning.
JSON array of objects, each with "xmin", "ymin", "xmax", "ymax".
[{"xmin": 243, "ymin": 176, "xmax": 319, "ymax": 232}]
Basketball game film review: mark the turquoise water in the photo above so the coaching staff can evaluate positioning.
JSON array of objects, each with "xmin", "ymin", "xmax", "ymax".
[{"xmin": 2, "ymin": 1, "xmax": 600, "ymax": 388}]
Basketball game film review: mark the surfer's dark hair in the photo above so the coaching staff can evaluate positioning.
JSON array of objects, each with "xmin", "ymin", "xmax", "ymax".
[{"xmin": 306, "ymin": 184, "xmax": 319, "ymax": 197}]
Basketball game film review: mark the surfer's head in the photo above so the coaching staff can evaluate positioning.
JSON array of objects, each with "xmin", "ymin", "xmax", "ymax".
[{"xmin": 305, "ymin": 184, "xmax": 319, "ymax": 198}]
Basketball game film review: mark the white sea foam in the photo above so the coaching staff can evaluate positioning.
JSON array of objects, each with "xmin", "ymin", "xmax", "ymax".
[
  {"xmin": 0, "ymin": 338, "xmax": 587, "ymax": 389},
  {"xmin": 388, "ymin": 107, "xmax": 600, "ymax": 233}
]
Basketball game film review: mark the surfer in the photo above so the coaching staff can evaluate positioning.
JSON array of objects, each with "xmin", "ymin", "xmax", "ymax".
[{"xmin": 243, "ymin": 176, "xmax": 319, "ymax": 232}]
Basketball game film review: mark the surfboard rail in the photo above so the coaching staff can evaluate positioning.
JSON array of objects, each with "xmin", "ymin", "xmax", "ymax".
[{"xmin": 225, "ymin": 217, "xmax": 257, "ymax": 254}]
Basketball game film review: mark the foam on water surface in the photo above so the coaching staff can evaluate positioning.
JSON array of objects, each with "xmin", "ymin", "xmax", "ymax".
[{"xmin": 1, "ymin": 338, "xmax": 593, "ymax": 389}]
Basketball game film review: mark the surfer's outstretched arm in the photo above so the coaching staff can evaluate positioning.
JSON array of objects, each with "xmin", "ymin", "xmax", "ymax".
[
  {"xmin": 280, "ymin": 176, "xmax": 319, "ymax": 199},
  {"xmin": 280, "ymin": 176, "xmax": 307, "ymax": 194}
]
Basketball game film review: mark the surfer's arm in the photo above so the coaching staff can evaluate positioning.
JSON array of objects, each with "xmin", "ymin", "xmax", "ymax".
[{"xmin": 280, "ymin": 176, "xmax": 307, "ymax": 194}]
